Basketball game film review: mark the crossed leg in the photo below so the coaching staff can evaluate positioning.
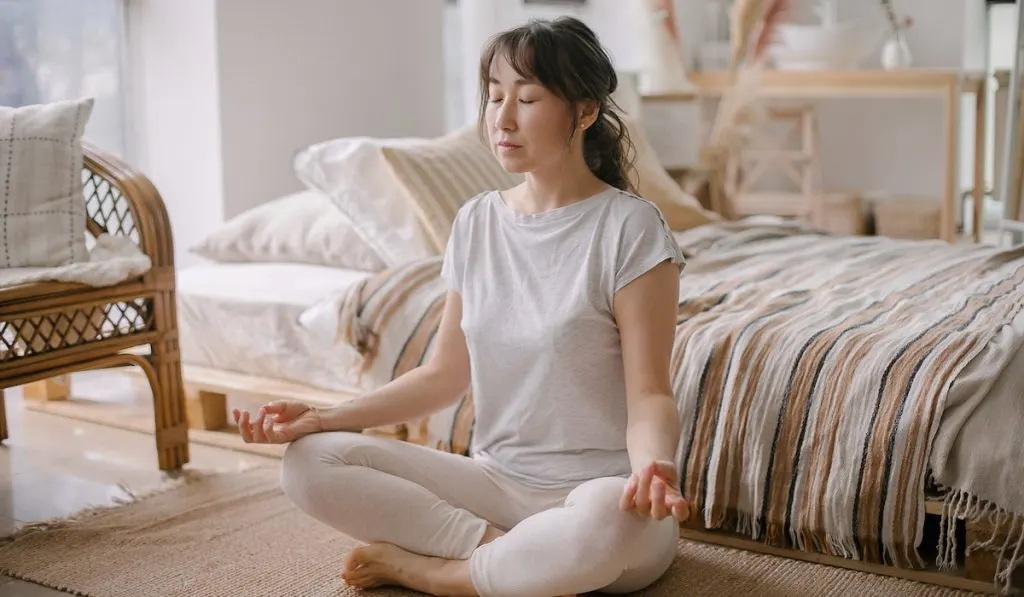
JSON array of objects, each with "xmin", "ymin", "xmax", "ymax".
[{"xmin": 280, "ymin": 432, "xmax": 677, "ymax": 597}]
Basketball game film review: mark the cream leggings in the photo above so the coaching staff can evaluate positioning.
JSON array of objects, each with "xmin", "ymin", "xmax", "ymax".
[{"xmin": 280, "ymin": 432, "xmax": 679, "ymax": 597}]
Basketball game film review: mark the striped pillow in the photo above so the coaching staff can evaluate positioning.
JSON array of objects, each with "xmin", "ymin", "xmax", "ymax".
[
  {"xmin": 335, "ymin": 256, "xmax": 474, "ymax": 456},
  {"xmin": 380, "ymin": 126, "xmax": 522, "ymax": 254}
]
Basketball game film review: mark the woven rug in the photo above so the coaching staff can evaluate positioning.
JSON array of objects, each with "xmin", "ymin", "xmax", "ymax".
[{"xmin": 0, "ymin": 467, "xmax": 986, "ymax": 597}]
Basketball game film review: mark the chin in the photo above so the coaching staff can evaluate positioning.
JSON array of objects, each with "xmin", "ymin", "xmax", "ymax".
[{"xmin": 494, "ymin": 153, "xmax": 531, "ymax": 175}]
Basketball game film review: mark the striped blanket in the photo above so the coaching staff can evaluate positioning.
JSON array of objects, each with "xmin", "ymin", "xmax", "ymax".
[{"xmin": 325, "ymin": 220, "xmax": 1024, "ymax": 581}]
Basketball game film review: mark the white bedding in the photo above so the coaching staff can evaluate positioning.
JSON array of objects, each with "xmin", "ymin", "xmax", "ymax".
[{"xmin": 176, "ymin": 262, "xmax": 373, "ymax": 393}]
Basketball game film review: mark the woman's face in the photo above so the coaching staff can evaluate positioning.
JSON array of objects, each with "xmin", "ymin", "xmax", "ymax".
[{"xmin": 484, "ymin": 54, "xmax": 578, "ymax": 174}]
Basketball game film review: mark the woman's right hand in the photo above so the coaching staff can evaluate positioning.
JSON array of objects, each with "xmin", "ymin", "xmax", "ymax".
[{"xmin": 232, "ymin": 401, "xmax": 323, "ymax": 444}]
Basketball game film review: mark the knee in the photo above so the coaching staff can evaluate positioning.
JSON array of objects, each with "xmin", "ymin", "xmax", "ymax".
[
  {"xmin": 280, "ymin": 431, "xmax": 364, "ymax": 505},
  {"xmin": 565, "ymin": 477, "xmax": 650, "ymax": 563}
]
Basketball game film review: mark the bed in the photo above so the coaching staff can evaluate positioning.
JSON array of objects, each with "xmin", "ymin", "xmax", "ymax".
[
  {"xmin": 305, "ymin": 219, "xmax": 1024, "ymax": 594},
  {"xmin": 177, "ymin": 262, "xmax": 371, "ymax": 393},
  {"xmin": 174, "ymin": 120, "xmax": 1023, "ymax": 593}
]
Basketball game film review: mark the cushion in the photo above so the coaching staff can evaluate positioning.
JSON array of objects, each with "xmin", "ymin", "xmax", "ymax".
[
  {"xmin": 379, "ymin": 126, "xmax": 523, "ymax": 253},
  {"xmin": 189, "ymin": 189, "xmax": 386, "ymax": 272},
  {"xmin": 293, "ymin": 137, "xmax": 439, "ymax": 268},
  {"xmin": 625, "ymin": 116, "xmax": 721, "ymax": 231},
  {"xmin": 0, "ymin": 98, "xmax": 93, "ymax": 268}
]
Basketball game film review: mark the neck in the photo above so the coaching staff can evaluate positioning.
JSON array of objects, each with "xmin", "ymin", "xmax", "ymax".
[{"xmin": 518, "ymin": 157, "xmax": 608, "ymax": 214}]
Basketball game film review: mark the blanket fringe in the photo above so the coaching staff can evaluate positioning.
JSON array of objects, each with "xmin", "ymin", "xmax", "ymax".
[{"xmin": 937, "ymin": 486, "xmax": 1024, "ymax": 595}]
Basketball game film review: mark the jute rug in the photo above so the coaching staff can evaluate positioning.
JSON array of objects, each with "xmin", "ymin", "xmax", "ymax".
[{"xmin": 0, "ymin": 467, "xmax": 986, "ymax": 597}]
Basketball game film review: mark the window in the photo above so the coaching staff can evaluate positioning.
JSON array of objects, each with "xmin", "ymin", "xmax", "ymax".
[
  {"xmin": 444, "ymin": 0, "xmax": 464, "ymax": 132},
  {"xmin": 0, "ymin": 0, "xmax": 131, "ymax": 157}
]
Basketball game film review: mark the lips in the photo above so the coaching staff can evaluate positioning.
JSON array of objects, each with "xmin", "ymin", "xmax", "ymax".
[{"xmin": 496, "ymin": 141, "xmax": 521, "ymax": 149}]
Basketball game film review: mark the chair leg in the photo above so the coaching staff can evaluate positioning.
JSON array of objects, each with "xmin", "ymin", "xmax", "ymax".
[
  {"xmin": 149, "ymin": 290, "xmax": 190, "ymax": 472},
  {"xmin": 0, "ymin": 388, "xmax": 8, "ymax": 442}
]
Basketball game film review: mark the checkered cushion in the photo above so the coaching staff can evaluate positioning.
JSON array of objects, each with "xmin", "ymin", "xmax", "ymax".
[{"xmin": 0, "ymin": 98, "xmax": 93, "ymax": 268}]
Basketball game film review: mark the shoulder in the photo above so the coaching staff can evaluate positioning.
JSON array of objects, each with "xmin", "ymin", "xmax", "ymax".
[
  {"xmin": 450, "ymin": 190, "xmax": 496, "ymax": 232},
  {"xmin": 603, "ymin": 189, "xmax": 674, "ymax": 234}
]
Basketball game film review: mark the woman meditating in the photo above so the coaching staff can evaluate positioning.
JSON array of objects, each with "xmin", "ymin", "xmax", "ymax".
[{"xmin": 233, "ymin": 16, "xmax": 690, "ymax": 597}]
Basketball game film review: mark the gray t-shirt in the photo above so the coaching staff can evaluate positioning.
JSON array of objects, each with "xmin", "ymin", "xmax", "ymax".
[{"xmin": 441, "ymin": 186, "xmax": 686, "ymax": 489}]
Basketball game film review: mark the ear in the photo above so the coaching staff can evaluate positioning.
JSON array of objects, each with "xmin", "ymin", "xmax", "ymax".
[{"xmin": 578, "ymin": 100, "xmax": 600, "ymax": 129}]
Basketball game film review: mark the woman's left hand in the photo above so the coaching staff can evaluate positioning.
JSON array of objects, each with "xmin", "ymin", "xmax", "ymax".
[{"xmin": 619, "ymin": 460, "xmax": 690, "ymax": 523}]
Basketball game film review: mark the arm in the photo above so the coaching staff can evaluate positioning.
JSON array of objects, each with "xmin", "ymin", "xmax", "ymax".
[
  {"xmin": 317, "ymin": 290, "xmax": 471, "ymax": 432},
  {"xmin": 613, "ymin": 259, "xmax": 682, "ymax": 474}
]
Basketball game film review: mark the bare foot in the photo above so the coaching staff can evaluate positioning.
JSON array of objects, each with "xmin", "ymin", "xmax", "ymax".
[{"xmin": 341, "ymin": 543, "xmax": 474, "ymax": 596}]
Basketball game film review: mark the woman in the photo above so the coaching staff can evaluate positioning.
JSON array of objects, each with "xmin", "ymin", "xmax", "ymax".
[{"xmin": 233, "ymin": 16, "xmax": 689, "ymax": 597}]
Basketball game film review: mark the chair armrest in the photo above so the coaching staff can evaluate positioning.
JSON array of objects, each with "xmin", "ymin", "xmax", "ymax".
[{"xmin": 82, "ymin": 142, "xmax": 176, "ymax": 274}]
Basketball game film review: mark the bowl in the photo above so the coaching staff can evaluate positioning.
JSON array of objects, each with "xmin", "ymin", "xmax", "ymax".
[{"xmin": 769, "ymin": 16, "xmax": 889, "ymax": 70}]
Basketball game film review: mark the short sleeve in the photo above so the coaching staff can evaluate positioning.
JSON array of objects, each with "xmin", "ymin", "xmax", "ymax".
[
  {"xmin": 440, "ymin": 205, "xmax": 466, "ymax": 293},
  {"xmin": 614, "ymin": 201, "xmax": 686, "ymax": 293}
]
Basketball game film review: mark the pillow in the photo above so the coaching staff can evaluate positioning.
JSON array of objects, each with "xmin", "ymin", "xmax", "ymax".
[
  {"xmin": 0, "ymin": 98, "xmax": 93, "ymax": 268},
  {"xmin": 379, "ymin": 125, "xmax": 523, "ymax": 253},
  {"xmin": 625, "ymin": 116, "xmax": 722, "ymax": 231},
  {"xmin": 293, "ymin": 136, "xmax": 439, "ymax": 268},
  {"xmin": 190, "ymin": 189, "xmax": 386, "ymax": 272},
  {"xmin": 301, "ymin": 256, "xmax": 473, "ymax": 455}
]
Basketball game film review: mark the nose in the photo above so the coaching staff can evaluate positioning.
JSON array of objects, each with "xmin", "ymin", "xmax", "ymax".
[{"xmin": 494, "ymin": 100, "xmax": 516, "ymax": 132}]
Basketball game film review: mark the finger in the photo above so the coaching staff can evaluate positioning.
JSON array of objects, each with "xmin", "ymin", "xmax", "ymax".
[
  {"xmin": 635, "ymin": 466, "xmax": 654, "ymax": 515},
  {"xmin": 262, "ymin": 416, "xmax": 282, "ymax": 443},
  {"xmin": 250, "ymin": 409, "xmax": 269, "ymax": 443},
  {"xmin": 238, "ymin": 410, "xmax": 254, "ymax": 443},
  {"xmin": 232, "ymin": 408, "xmax": 240, "ymax": 424},
  {"xmin": 619, "ymin": 475, "xmax": 639, "ymax": 511},
  {"xmin": 672, "ymin": 501, "xmax": 691, "ymax": 523},
  {"xmin": 651, "ymin": 477, "xmax": 669, "ymax": 520},
  {"xmin": 263, "ymin": 401, "xmax": 287, "ymax": 416}
]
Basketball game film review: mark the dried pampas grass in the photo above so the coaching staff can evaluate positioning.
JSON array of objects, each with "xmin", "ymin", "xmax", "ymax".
[{"xmin": 705, "ymin": 0, "xmax": 790, "ymax": 213}]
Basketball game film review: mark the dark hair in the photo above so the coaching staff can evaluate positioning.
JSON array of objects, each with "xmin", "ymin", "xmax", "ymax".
[{"xmin": 478, "ymin": 16, "xmax": 637, "ymax": 193}]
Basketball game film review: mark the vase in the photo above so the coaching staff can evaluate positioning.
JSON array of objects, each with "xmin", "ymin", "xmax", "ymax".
[
  {"xmin": 639, "ymin": 0, "xmax": 696, "ymax": 94},
  {"xmin": 880, "ymin": 34, "xmax": 912, "ymax": 70}
]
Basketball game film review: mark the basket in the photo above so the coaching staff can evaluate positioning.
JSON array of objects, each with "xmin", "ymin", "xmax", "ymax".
[
  {"xmin": 873, "ymin": 196, "xmax": 942, "ymax": 240},
  {"xmin": 819, "ymin": 193, "xmax": 868, "ymax": 236}
]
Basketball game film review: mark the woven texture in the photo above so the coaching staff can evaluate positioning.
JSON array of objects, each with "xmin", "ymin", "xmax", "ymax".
[{"xmin": 0, "ymin": 467, "xmax": 983, "ymax": 597}]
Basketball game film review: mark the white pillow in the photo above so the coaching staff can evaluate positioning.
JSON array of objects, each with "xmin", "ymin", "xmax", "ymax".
[
  {"xmin": 0, "ymin": 98, "xmax": 93, "ymax": 268},
  {"xmin": 189, "ymin": 189, "xmax": 386, "ymax": 272},
  {"xmin": 293, "ymin": 137, "xmax": 437, "ymax": 268}
]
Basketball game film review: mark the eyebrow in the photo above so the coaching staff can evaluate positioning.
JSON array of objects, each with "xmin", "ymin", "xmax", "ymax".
[{"xmin": 488, "ymin": 76, "xmax": 537, "ymax": 86}]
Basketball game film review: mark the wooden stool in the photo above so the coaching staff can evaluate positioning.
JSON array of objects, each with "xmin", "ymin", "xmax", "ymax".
[{"xmin": 727, "ymin": 104, "xmax": 825, "ymax": 226}]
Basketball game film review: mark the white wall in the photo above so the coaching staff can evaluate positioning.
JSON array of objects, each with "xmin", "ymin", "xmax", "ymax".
[
  {"xmin": 128, "ymin": 0, "xmax": 225, "ymax": 267},
  {"xmin": 129, "ymin": 0, "xmax": 446, "ymax": 266},
  {"xmin": 215, "ymin": 0, "xmax": 445, "ymax": 220}
]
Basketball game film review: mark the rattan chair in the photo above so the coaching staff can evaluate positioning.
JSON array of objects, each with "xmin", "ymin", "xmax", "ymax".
[{"xmin": 0, "ymin": 142, "xmax": 189, "ymax": 471}]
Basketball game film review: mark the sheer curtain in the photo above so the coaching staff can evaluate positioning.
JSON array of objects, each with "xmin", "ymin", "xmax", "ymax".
[{"xmin": 0, "ymin": 0, "xmax": 130, "ymax": 157}]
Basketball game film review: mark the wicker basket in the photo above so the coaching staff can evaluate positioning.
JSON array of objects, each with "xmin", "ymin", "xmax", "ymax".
[
  {"xmin": 873, "ymin": 197, "xmax": 942, "ymax": 240},
  {"xmin": 819, "ymin": 193, "xmax": 868, "ymax": 236}
]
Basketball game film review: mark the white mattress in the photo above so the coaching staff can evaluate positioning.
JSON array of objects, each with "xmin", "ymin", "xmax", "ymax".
[{"xmin": 176, "ymin": 262, "xmax": 373, "ymax": 392}]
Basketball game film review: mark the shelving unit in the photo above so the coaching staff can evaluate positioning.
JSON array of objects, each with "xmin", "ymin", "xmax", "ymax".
[{"xmin": 997, "ymin": 2, "xmax": 1024, "ymax": 243}]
